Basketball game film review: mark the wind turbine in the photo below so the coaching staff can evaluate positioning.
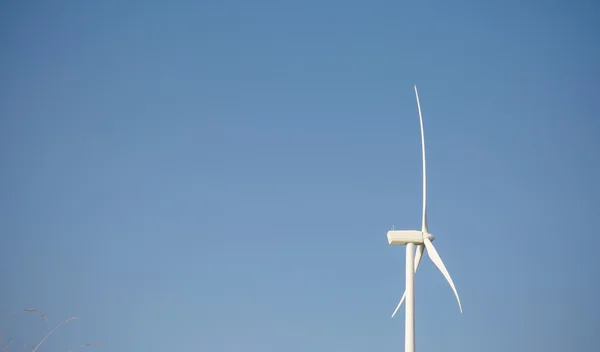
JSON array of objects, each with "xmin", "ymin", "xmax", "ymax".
[{"xmin": 386, "ymin": 85, "xmax": 462, "ymax": 352}]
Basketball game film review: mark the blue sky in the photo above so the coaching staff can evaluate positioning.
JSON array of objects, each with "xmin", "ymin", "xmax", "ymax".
[{"xmin": 1, "ymin": 0, "xmax": 599, "ymax": 351}]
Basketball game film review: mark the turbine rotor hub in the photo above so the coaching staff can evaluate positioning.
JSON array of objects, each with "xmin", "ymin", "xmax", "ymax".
[{"xmin": 423, "ymin": 232, "xmax": 435, "ymax": 242}]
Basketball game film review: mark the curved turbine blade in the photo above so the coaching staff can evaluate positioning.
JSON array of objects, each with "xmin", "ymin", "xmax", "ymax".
[
  {"xmin": 390, "ymin": 291, "xmax": 406, "ymax": 319},
  {"xmin": 423, "ymin": 237, "xmax": 462, "ymax": 313},
  {"xmin": 414, "ymin": 85, "xmax": 428, "ymax": 233},
  {"xmin": 391, "ymin": 244, "xmax": 425, "ymax": 318}
]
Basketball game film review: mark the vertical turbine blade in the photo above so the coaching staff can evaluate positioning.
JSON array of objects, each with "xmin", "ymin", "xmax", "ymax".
[
  {"xmin": 391, "ymin": 244, "xmax": 425, "ymax": 318},
  {"xmin": 414, "ymin": 243, "xmax": 424, "ymax": 273},
  {"xmin": 414, "ymin": 85, "xmax": 428, "ymax": 233},
  {"xmin": 423, "ymin": 237, "xmax": 462, "ymax": 313}
]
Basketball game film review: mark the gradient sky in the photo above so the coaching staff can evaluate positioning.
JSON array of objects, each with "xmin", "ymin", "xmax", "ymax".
[{"xmin": 1, "ymin": 1, "xmax": 599, "ymax": 351}]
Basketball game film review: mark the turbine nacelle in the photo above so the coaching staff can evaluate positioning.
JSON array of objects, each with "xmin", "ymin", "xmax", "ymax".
[
  {"xmin": 388, "ymin": 228, "xmax": 463, "ymax": 318},
  {"xmin": 387, "ymin": 230, "xmax": 435, "ymax": 245}
]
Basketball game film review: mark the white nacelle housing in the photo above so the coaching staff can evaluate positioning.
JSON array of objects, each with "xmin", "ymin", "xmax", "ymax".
[{"xmin": 387, "ymin": 230, "xmax": 424, "ymax": 245}]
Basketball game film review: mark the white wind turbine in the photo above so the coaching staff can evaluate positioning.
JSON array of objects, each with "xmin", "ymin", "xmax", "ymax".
[{"xmin": 386, "ymin": 85, "xmax": 462, "ymax": 352}]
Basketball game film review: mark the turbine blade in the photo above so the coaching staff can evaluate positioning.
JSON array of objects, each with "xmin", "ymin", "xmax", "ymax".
[
  {"xmin": 391, "ymin": 244, "xmax": 425, "ymax": 318},
  {"xmin": 391, "ymin": 292, "xmax": 406, "ymax": 319},
  {"xmin": 414, "ymin": 243, "xmax": 424, "ymax": 270},
  {"xmin": 414, "ymin": 85, "xmax": 428, "ymax": 233},
  {"xmin": 423, "ymin": 237, "xmax": 462, "ymax": 313}
]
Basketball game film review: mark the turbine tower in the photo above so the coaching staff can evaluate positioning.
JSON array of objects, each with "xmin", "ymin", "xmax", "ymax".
[{"xmin": 387, "ymin": 85, "xmax": 462, "ymax": 352}]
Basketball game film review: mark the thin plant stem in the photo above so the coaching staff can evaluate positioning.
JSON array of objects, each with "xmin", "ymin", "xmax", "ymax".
[
  {"xmin": 23, "ymin": 309, "xmax": 48, "ymax": 322},
  {"xmin": 66, "ymin": 342, "xmax": 103, "ymax": 352},
  {"xmin": 1, "ymin": 308, "xmax": 48, "ymax": 322},
  {"xmin": 31, "ymin": 317, "xmax": 78, "ymax": 352}
]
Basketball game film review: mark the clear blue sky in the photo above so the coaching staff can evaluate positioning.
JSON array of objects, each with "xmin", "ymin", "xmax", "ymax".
[{"xmin": 1, "ymin": 1, "xmax": 599, "ymax": 351}]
